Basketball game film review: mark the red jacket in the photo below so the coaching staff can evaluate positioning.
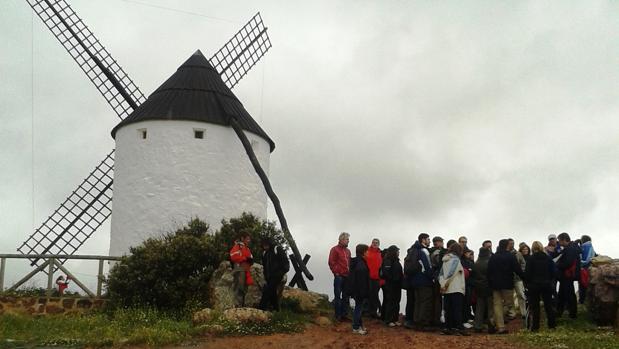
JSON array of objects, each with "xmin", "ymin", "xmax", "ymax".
[
  {"xmin": 366, "ymin": 246, "xmax": 383, "ymax": 281},
  {"xmin": 328, "ymin": 244, "xmax": 351, "ymax": 276},
  {"xmin": 230, "ymin": 242, "xmax": 254, "ymax": 285}
]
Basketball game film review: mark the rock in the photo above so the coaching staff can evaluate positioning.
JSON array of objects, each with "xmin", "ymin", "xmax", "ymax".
[
  {"xmin": 198, "ymin": 324, "xmax": 225, "ymax": 335},
  {"xmin": 222, "ymin": 307, "xmax": 271, "ymax": 323},
  {"xmin": 313, "ymin": 316, "xmax": 332, "ymax": 326},
  {"xmin": 207, "ymin": 261, "xmax": 266, "ymax": 310},
  {"xmin": 192, "ymin": 308, "xmax": 217, "ymax": 325},
  {"xmin": 588, "ymin": 256, "xmax": 619, "ymax": 326},
  {"xmin": 282, "ymin": 287, "xmax": 330, "ymax": 313}
]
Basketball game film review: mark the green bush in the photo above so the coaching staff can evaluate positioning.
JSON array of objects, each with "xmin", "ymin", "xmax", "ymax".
[{"xmin": 106, "ymin": 213, "xmax": 287, "ymax": 313}]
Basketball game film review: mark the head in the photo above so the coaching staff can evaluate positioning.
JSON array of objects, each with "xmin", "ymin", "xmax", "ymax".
[
  {"xmin": 386, "ymin": 245, "xmax": 400, "ymax": 259},
  {"xmin": 463, "ymin": 249, "xmax": 474, "ymax": 260},
  {"xmin": 458, "ymin": 236, "xmax": 468, "ymax": 248},
  {"xmin": 518, "ymin": 242, "xmax": 530, "ymax": 256},
  {"xmin": 446, "ymin": 239, "xmax": 457, "ymax": 249},
  {"xmin": 557, "ymin": 232, "xmax": 571, "ymax": 247},
  {"xmin": 261, "ymin": 237, "xmax": 273, "ymax": 250},
  {"xmin": 356, "ymin": 243, "xmax": 369, "ymax": 258},
  {"xmin": 371, "ymin": 238, "xmax": 380, "ymax": 249},
  {"xmin": 478, "ymin": 247, "xmax": 490, "ymax": 258},
  {"xmin": 56, "ymin": 276, "xmax": 64, "ymax": 281},
  {"xmin": 581, "ymin": 235, "xmax": 591, "ymax": 244},
  {"xmin": 531, "ymin": 241, "xmax": 544, "ymax": 254},
  {"xmin": 418, "ymin": 233, "xmax": 430, "ymax": 247},
  {"xmin": 432, "ymin": 236, "xmax": 444, "ymax": 249},
  {"xmin": 482, "ymin": 240, "xmax": 492, "ymax": 251},
  {"xmin": 548, "ymin": 234, "xmax": 557, "ymax": 247},
  {"xmin": 238, "ymin": 232, "xmax": 251, "ymax": 245},
  {"xmin": 497, "ymin": 239, "xmax": 509, "ymax": 253},
  {"xmin": 338, "ymin": 232, "xmax": 350, "ymax": 247},
  {"xmin": 507, "ymin": 238, "xmax": 515, "ymax": 251},
  {"xmin": 448, "ymin": 242, "xmax": 463, "ymax": 257}
]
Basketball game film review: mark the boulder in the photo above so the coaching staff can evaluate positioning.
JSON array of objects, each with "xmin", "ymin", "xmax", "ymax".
[
  {"xmin": 192, "ymin": 308, "xmax": 216, "ymax": 325},
  {"xmin": 282, "ymin": 287, "xmax": 330, "ymax": 313},
  {"xmin": 222, "ymin": 307, "xmax": 271, "ymax": 323},
  {"xmin": 207, "ymin": 261, "xmax": 266, "ymax": 310},
  {"xmin": 588, "ymin": 256, "xmax": 619, "ymax": 326}
]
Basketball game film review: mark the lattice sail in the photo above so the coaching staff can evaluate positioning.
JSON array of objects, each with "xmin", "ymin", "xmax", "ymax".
[
  {"xmin": 17, "ymin": 151, "xmax": 114, "ymax": 265},
  {"xmin": 27, "ymin": 0, "xmax": 146, "ymax": 119},
  {"xmin": 210, "ymin": 12, "xmax": 272, "ymax": 89}
]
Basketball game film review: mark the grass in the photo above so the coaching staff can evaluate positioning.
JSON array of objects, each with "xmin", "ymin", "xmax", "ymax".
[{"xmin": 510, "ymin": 308, "xmax": 619, "ymax": 349}]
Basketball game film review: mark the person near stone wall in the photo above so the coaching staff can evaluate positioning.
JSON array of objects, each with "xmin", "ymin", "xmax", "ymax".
[
  {"xmin": 328, "ymin": 232, "xmax": 351, "ymax": 321},
  {"xmin": 259, "ymin": 237, "xmax": 289, "ymax": 311},
  {"xmin": 229, "ymin": 232, "xmax": 254, "ymax": 307}
]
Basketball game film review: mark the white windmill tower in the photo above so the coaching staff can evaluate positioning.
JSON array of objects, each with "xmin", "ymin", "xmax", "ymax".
[{"xmin": 109, "ymin": 50, "xmax": 274, "ymax": 256}]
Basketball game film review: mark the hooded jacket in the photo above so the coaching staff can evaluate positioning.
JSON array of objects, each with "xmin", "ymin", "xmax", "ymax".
[
  {"xmin": 581, "ymin": 241, "xmax": 595, "ymax": 268},
  {"xmin": 348, "ymin": 256, "xmax": 370, "ymax": 300},
  {"xmin": 409, "ymin": 240, "xmax": 434, "ymax": 288},
  {"xmin": 438, "ymin": 253, "xmax": 465, "ymax": 295},
  {"xmin": 472, "ymin": 248, "xmax": 491, "ymax": 297},
  {"xmin": 487, "ymin": 250, "xmax": 525, "ymax": 290}
]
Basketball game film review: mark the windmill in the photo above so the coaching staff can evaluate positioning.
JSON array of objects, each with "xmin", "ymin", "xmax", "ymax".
[{"xmin": 16, "ymin": 0, "xmax": 313, "ymax": 282}]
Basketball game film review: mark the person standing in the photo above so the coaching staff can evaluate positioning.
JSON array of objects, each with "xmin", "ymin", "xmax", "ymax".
[
  {"xmin": 229, "ymin": 232, "xmax": 254, "ymax": 307},
  {"xmin": 545, "ymin": 234, "xmax": 562, "ymax": 258},
  {"xmin": 328, "ymin": 232, "xmax": 352, "ymax": 321},
  {"xmin": 458, "ymin": 236, "xmax": 469, "ymax": 251},
  {"xmin": 439, "ymin": 243, "xmax": 470, "ymax": 336},
  {"xmin": 579, "ymin": 235, "xmax": 595, "ymax": 304},
  {"xmin": 461, "ymin": 248, "xmax": 475, "ymax": 326},
  {"xmin": 472, "ymin": 247, "xmax": 495, "ymax": 333},
  {"xmin": 410, "ymin": 233, "xmax": 434, "ymax": 330},
  {"xmin": 366, "ymin": 238, "xmax": 383, "ymax": 318},
  {"xmin": 487, "ymin": 239, "xmax": 525, "ymax": 334},
  {"xmin": 429, "ymin": 236, "xmax": 446, "ymax": 327},
  {"xmin": 348, "ymin": 244, "xmax": 371, "ymax": 335},
  {"xmin": 509, "ymin": 239, "xmax": 527, "ymax": 319},
  {"xmin": 258, "ymin": 238, "xmax": 290, "ymax": 311},
  {"xmin": 556, "ymin": 232, "xmax": 580, "ymax": 319},
  {"xmin": 524, "ymin": 241, "xmax": 556, "ymax": 331},
  {"xmin": 381, "ymin": 245, "xmax": 403, "ymax": 326}
]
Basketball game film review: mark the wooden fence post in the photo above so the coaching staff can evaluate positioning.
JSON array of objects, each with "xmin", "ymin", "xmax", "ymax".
[{"xmin": 46, "ymin": 258, "xmax": 54, "ymax": 297}]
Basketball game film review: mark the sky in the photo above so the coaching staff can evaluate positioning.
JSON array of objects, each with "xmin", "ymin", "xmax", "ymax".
[{"xmin": 1, "ymin": 0, "xmax": 619, "ymax": 298}]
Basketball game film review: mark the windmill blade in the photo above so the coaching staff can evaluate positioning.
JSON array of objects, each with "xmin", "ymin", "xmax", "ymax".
[
  {"xmin": 209, "ymin": 12, "xmax": 272, "ymax": 90},
  {"xmin": 17, "ymin": 151, "xmax": 115, "ymax": 266},
  {"xmin": 26, "ymin": 0, "xmax": 146, "ymax": 119}
]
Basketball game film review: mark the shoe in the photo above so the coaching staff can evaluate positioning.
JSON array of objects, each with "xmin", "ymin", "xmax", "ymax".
[
  {"xmin": 394, "ymin": 321, "xmax": 403, "ymax": 327},
  {"xmin": 404, "ymin": 321, "xmax": 414, "ymax": 329},
  {"xmin": 467, "ymin": 319, "xmax": 474, "ymax": 324},
  {"xmin": 463, "ymin": 322, "xmax": 473, "ymax": 329},
  {"xmin": 387, "ymin": 322, "xmax": 397, "ymax": 327},
  {"xmin": 441, "ymin": 329, "xmax": 454, "ymax": 335},
  {"xmin": 352, "ymin": 328, "xmax": 367, "ymax": 335},
  {"xmin": 488, "ymin": 327, "xmax": 497, "ymax": 334},
  {"xmin": 456, "ymin": 329, "xmax": 471, "ymax": 336},
  {"xmin": 496, "ymin": 329, "xmax": 509, "ymax": 335}
]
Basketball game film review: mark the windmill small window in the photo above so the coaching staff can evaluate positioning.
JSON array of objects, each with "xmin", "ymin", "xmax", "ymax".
[
  {"xmin": 194, "ymin": 128, "xmax": 205, "ymax": 139},
  {"xmin": 138, "ymin": 128, "xmax": 147, "ymax": 139}
]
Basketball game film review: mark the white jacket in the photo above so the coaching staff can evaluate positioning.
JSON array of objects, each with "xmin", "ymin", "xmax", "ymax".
[{"xmin": 438, "ymin": 253, "xmax": 465, "ymax": 295}]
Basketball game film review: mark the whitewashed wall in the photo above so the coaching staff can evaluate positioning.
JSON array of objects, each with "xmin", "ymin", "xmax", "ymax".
[{"xmin": 109, "ymin": 120, "xmax": 270, "ymax": 256}]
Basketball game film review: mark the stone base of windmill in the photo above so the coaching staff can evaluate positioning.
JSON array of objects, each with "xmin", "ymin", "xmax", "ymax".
[{"xmin": 208, "ymin": 261, "xmax": 287, "ymax": 310}]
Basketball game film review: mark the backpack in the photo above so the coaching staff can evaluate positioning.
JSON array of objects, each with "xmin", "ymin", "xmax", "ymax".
[{"xmin": 403, "ymin": 247, "xmax": 422, "ymax": 276}]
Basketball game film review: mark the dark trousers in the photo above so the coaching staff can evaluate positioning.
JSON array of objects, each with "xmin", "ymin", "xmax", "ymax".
[
  {"xmin": 333, "ymin": 275, "xmax": 349, "ymax": 319},
  {"xmin": 557, "ymin": 279, "xmax": 577, "ymax": 318},
  {"xmin": 444, "ymin": 292, "xmax": 464, "ymax": 330},
  {"xmin": 413, "ymin": 286, "xmax": 433, "ymax": 326},
  {"xmin": 405, "ymin": 288, "xmax": 415, "ymax": 323},
  {"xmin": 368, "ymin": 279, "xmax": 381, "ymax": 316},
  {"xmin": 431, "ymin": 283, "xmax": 443, "ymax": 326},
  {"xmin": 528, "ymin": 284, "xmax": 556, "ymax": 330},
  {"xmin": 383, "ymin": 283, "xmax": 401, "ymax": 323},
  {"xmin": 463, "ymin": 285, "xmax": 474, "ymax": 321},
  {"xmin": 353, "ymin": 296, "xmax": 365, "ymax": 330},
  {"xmin": 578, "ymin": 281, "xmax": 588, "ymax": 304},
  {"xmin": 259, "ymin": 277, "xmax": 282, "ymax": 311}
]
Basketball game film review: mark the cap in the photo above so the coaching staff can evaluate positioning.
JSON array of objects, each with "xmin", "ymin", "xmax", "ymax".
[
  {"xmin": 548, "ymin": 234, "xmax": 557, "ymax": 241},
  {"xmin": 432, "ymin": 236, "xmax": 444, "ymax": 243}
]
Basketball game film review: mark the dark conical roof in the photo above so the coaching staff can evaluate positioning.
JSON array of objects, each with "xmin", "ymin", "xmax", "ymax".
[{"xmin": 111, "ymin": 50, "xmax": 275, "ymax": 152}]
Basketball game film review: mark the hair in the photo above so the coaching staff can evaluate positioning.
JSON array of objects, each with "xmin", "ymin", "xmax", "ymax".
[
  {"xmin": 371, "ymin": 238, "xmax": 380, "ymax": 243},
  {"xmin": 418, "ymin": 233, "xmax": 430, "ymax": 242},
  {"xmin": 581, "ymin": 235, "xmax": 591, "ymax": 243},
  {"xmin": 356, "ymin": 244, "xmax": 369, "ymax": 257},
  {"xmin": 558, "ymin": 232, "xmax": 571, "ymax": 242},
  {"xmin": 518, "ymin": 242, "xmax": 530, "ymax": 255},
  {"xmin": 531, "ymin": 241, "xmax": 544, "ymax": 254},
  {"xmin": 446, "ymin": 239, "xmax": 457, "ymax": 249},
  {"xmin": 497, "ymin": 239, "xmax": 509, "ymax": 252},
  {"xmin": 448, "ymin": 243, "xmax": 463, "ymax": 257},
  {"xmin": 482, "ymin": 240, "xmax": 492, "ymax": 246},
  {"xmin": 238, "ymin": 232, "xmax": 250, "ymax": 240},
  {"xmin": 338, "ymin": 232, "xmax": 350, "ymax": 241},
  {"xmin": 385, "ymin": 246, "xmax": 399, "ymax": 260},
  {"xmin": 478, "ymin": 247, "xmax": 490, "ymax": 258},
  {"xmin": 458, "ymin": 236, "xmax": 467, "ymax": 243},
  {"xmin": 261, "ymin": 237, "xmax": 274, "ymax": 247}
]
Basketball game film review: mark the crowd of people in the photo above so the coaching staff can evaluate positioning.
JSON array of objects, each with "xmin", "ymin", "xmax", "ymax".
[{"xmin": 328, "ymin": 232, "xmax": 596, "ymax": 336}]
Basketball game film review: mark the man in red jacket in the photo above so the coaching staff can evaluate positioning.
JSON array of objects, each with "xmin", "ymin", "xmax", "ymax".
[
  {"xmin": 366, "ymin": 238, "xmax": 383, "ymax": 318},
  {"xmin": 230, "ymin": 232, "xmax": 253, "ymax": 307},
  {"xmin": 329, "ymin": 232, "xmax": 351, "ymax": 321}
]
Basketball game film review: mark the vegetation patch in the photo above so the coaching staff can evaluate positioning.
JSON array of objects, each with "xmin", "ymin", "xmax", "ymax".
[
  {"xmin": 197, "ymin": 309, "xmax": 307, "ymax": 337},
  {"xmin": 510, "ymin": 313, "xmax": 619, "ymax": 349}
]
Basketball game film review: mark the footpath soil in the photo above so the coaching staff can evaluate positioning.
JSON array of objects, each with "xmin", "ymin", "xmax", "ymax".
[{"xmin": 187, "ymin": 317, "xmax": 526, "ymax": 349}]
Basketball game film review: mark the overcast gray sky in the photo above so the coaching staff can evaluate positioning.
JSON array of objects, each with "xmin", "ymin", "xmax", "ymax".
[{"xmin": 1, "ymin": 0, "xmax": 619, "ymax": 297}]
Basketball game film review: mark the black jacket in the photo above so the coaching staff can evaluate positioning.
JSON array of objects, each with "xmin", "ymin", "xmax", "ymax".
[
  {"xmin": 262, "ymin": 246, "xmax": 289, "ymax": 283},
  {"xmin": 556, "ymin": 242, "xmax": 581, "ymax": 281},
  {"xmin": 524, "ymin": 252, "xmax": 554, "ymax": 288},
  {"xmin": 487, "ymin": 250, "xmax": 525, "ymax": 290},
  {"xmin": 381, "ymin": 256, "xmax": 403, "ymax": 288},
  {"xmin": 347, "ymin": 257, "xmax": 370, "ymax": 300},
  {"xmin": 472, "ymin": 254, "xmax": 491, "ymax": 297}
]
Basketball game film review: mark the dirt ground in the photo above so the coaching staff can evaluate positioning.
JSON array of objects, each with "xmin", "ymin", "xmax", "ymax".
[{"xmin": 186, "ymin": 317, "xmax": 527, "ymax": 349}]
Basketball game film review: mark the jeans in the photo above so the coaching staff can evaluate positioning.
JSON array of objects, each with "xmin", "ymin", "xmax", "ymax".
[
  {"xmin": 557, "ymin": 279, "xmax": 577, "ymax": 318},
  {"xmin": 333, "ymin": 275, "xmax": 349, "ymax": 319},
  {"xmin": 353, "ymin": 297, "xmax": 364, "ymax": 330},
  {"xmin": 444, "ymin": 292, "xmax": 464, "ymax": 330}
]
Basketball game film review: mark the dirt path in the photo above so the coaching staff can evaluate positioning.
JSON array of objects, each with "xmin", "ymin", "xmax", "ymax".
[{"xmin": 187, "ymin": 317, "xmax": 527, "ymax": 349}]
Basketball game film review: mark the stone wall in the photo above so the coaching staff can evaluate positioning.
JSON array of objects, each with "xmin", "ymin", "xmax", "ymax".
[{"xmin": 0, "ymin": 296, "xmax": 106, "ymax": 316}]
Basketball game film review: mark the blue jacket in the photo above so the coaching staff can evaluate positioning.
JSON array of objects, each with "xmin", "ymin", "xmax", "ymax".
[
  {"xmin": 409, "ymin": 241, "xmax": 434, "ymax": 288},
  {"xmin": 580, "ymin": 241, "xmax": 595, "ymax": 268}
]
